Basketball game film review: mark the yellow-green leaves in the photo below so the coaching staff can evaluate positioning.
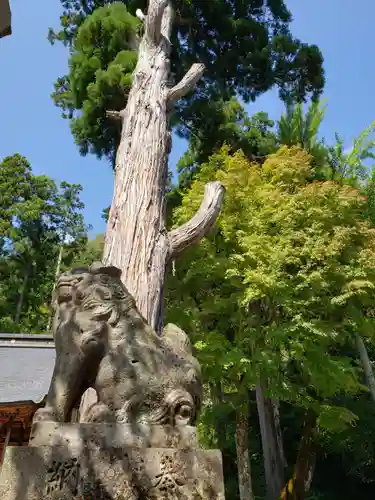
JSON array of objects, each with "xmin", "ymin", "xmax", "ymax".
[
  {"xmin": 318, "ymin": 405, "xmax": 358, "ymax": 433},
  {"xmin": 168, "ymin": 144, "xmax": 375, "ymax": 426}
]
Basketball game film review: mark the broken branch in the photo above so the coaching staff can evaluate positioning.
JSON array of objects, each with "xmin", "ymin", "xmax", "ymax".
[
  {"xmin": 106, "ymin": 110, "xmax": 122, "ymax": 121},
  {"xmin": 136, "ymin": 8, "xmax": 146, "ymax": 22},
  {"xmin": 168, "ymin": 181, "xmax": 225, "ymax": 259},
  {"xmin": 145, "ymin": 0, "xmax": 169, "ymax": 43},
  {"xmin": 167, "ymin": 63, "xmax": 205, "ymax": 104}
]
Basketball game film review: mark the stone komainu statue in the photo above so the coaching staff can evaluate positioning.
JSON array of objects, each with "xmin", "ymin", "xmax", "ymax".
[{"xmin": 34, "ymin": 262, "xmax": 202, "ymax": 426}]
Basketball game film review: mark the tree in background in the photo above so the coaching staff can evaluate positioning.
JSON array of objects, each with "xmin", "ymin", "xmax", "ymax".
[
  {"xmin": 276, "ymin": 108, "xmax": 375, "ymax": 413},
  {"xmin": 0, "ymin": 154, "xmax": 88, "ymax": 333},
  {"xmin": 176, "ymin": 100, "xmax": 375, "ymax": 194},
  {"xmin": 46, "ymin": 181, "xmax": 90, "ymax": 330},
  {"xmin": 326, "ymin": 122, "xmax": 375, "ymax": 184},
  {"xmin": 50, "ymin": 0, "xmax": 324, "ymax": 166},
  {"xmin": 166, "ymin": 145, "xmax": 375, "ymax": 499},
  {"xmin": 71, "ymin": 233, "xmax": 104, "ymax": 267},
  {"xmin": 176, "ymin": 101, "xmax": 278, "ymax": 189},
  {"xmin": 276, "ymin": 102, "xmax": 375, "ymax": 186},
  {"xmin": 52, "ymin": 3, "xmax": 139, "ymax": 164},
  {"xmin": 276, "ymin": 100, "xmax": 328, "ymax": 178}
]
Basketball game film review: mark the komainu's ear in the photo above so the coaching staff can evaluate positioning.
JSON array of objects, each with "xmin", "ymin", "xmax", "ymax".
[{"xmin": 89, "ymin": 261, "xmax": 122, "ymax": 279}]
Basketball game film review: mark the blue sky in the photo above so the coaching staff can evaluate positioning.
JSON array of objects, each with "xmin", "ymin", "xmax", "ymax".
[{"xmin": 0, "ymin": 0, "xmax": 374, "ymax": 236}]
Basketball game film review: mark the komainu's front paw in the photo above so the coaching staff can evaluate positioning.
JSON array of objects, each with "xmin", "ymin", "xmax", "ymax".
[
  {"xmin": 32, "ymin": 407, "xmax": 57, "ymax": 423},
  {"xmin": 80, "ymin": 402, "xmax": 114, "ymax": 422}
]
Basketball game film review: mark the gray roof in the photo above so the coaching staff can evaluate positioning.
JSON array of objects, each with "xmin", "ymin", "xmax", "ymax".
[{"xmin": 0, "ymin": 334, "xmax": 55, "ymax": 403}]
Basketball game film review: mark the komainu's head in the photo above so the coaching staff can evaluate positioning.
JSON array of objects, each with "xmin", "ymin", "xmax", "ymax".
[{"xmin": 55, "ymin": 261, "xmax": 136, "ymax": 328}]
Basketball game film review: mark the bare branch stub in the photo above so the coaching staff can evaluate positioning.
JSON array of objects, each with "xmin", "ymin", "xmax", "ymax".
[
  {"xmin": 136, "ymin": 8, "xmax": 146, "ymax": 22},
  {"xmin": 167, "ymin": 63, "xmax": 205, "ymax": 105},
  {"xmin": 106, "ymin": 110, "xmax": 122, "ymax": 121},
  {"xmin": 168, "ymin": 181, "xmax": 225, "ymax": 259},
  {"xmin": 145, "ymin": 0, "xmax": 169, "ymax": 43}
]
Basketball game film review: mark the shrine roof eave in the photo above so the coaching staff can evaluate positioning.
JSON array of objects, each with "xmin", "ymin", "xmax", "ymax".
[
  {"xmin": 0, "ymin": 332, "xmax": 54, "ymax": 347},
  {"xmin": 0, "ymin": 0, "xmax": 11, "ymax": 39},
  {"xmin": 0, "ymin": 398, "xmax": 46, "ymax": 415},
  {"xmin": 0, "ymin": 398, "xmax": 46, "ymax": 446}
]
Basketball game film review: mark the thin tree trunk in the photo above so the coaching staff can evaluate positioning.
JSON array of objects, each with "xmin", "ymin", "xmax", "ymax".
[
  {"xmin": 256, "ymin": 382, "xmax": 285, "ymax": 500},
  {"xmin": 81, "ymin": 0, "xmax": 224, "ymax": 419},
  {"xmin": 304, "ymin": 453, "xmax": 316, "ymax": 494},
  {"xmin": 209, "ymin": 381, "xmax": 228, "ymax": 449},
  {"xmin": 15, "ymin": 264, "xmax": 29, "ymax": 324},
  {"xmin": 272, "ymin": 398, "xmax": 287, "ymax": 469},
  {"xmin": 235, "ymin": 402, "xmax": 254, "ymax": 500},
  {"xmin": 280, "ymin": 411, "xmax": 317, "ymax": 500},
  {"xmin": 46, "ymin": 244, "xmax": 63, "ymax": 332},
  {"xmin": 355, "ymin": 332, "xmax": 375, "ymax": 405}
]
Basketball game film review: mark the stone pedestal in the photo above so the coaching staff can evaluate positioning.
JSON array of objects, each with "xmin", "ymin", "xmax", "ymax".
[{"xmin": 0, "ymin": 423, "xmax": 224, "ymax": 500}]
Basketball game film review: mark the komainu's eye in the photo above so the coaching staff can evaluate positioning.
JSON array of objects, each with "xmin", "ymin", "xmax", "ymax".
[
  {"xmin": 75, "ymin": 289, "xmax": 84, "ymax": 302},
  {"xmin": 175, "ymin": 404, "xmax": 193, "ymax": 425}
]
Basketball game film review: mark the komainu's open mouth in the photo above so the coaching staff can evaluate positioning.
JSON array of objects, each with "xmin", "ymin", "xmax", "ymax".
[{"xmin": 56, "ymin": 276, "xmax": 83, "ymax": 302}]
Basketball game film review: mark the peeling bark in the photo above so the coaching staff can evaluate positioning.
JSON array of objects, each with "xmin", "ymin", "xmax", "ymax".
[
  {"xmin": 235, "ymin": 404, "xmax": 254, "ymax": 500},
  {"xmin": 102, "ymin": 0, "xmax": 224, "ymax": 331}
]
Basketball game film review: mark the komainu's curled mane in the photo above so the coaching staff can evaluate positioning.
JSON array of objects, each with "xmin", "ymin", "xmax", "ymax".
[{"xmin": 34, "ymin": 262, "xmax": 202, "ymax": 426}]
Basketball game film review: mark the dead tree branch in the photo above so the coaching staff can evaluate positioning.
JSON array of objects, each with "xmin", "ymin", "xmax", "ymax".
[
  {"xmin": 168, "ymin": 181, "xmax": 225, "ymax": 259},
  {"xmin": 106, "ymin": 110, "xmax": 122, "ymax": 121},
  {"xmin": 167, "ymin": 63, "xmax": 205, "ymax": 104},
  {"xmin": 145, "ymin": 0, "xmax": 169, "ymax": 43}
]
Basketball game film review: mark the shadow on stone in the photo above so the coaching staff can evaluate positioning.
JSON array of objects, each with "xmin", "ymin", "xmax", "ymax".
[{"xmin": 0, "ymin": 263, "xmax": 225, "ymax": 500}]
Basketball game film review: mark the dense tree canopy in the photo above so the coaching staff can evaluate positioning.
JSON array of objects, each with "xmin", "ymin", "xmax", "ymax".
[
  {"xmin": 176, "ymin": 100, "xmax": 278, "ymax": 188},
  {"xmin": 169, "ymin": 144, "xmax": 375, "ymax": 418},
  {"xmin": 51, "ymin": 0, "xmax": 324, "ymax": 163},
  {"xmin": 52, "ymin": 3, "xmax": 139, "ymax": 162},
  {"xmin": 165, "ymin": 144, "xmax": 375, "ymax": 499}
]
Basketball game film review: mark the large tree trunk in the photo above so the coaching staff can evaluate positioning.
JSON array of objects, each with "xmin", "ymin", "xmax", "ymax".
[
  {"xmin": 235, "ymin": 401, "xmax": 254, "ymax": 500},
  {"xmin": 256, "ymin": 382, "xmax": 286, "ymax": 500},
  {"xmin": 80, "ymin": 0, "xmax": 224, "ymax": 420},
  {"xmin": 355, "ymin": 332, "xmax": 375, "ymax": 405},
  {"xmin": 103, "ymin": 0, "xmax": 223, "ymax": 331}
]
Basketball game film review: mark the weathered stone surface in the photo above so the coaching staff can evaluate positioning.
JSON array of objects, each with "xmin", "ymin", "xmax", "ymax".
[
  {"xmin": 0, "ymin": 445, "xmax": 224, "ymax": 500},
  {"xmin": 33, "ymin": 263, "xmax": 202, "ymax": 426},
  {"xmin": 30, "ymin": 423, "xmax": 198, "ymax": 450},
  {"xmin": 5, "ymin": 264, "xmax": 226, "ymax": 500}
]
